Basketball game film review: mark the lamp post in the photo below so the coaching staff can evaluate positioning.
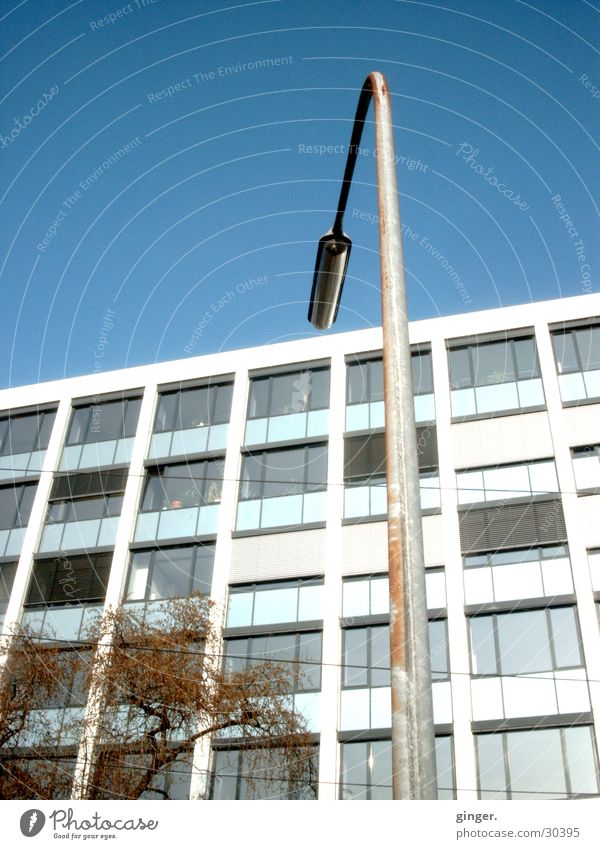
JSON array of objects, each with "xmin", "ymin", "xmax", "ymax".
[{"xmin": 308, "ymin": 72, "xmax": 436, "ymax": 800}]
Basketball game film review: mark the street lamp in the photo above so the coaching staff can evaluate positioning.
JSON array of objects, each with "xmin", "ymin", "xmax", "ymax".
[{"xmin": 308, "ymin": 72, "xmax": 436, "ymax": 800}]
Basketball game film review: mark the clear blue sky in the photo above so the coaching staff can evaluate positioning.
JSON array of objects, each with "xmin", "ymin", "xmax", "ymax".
[{"xmin": 1, "ymin": 0, "xmax": 598, "ymax": 387}]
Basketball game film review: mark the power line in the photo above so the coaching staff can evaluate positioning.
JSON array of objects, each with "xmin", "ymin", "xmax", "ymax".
[{"xmin": 5, "ymin": 630, "xmax": 599, "ymax": 686}]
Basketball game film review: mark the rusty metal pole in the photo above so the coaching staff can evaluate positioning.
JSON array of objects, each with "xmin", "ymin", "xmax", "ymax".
[
  {"xmin": 308, "ymin": 73, "xmax": 436, "ymax": 798},
  {"xmin": 368, "ymin": 73, "xmax": 437, "ymax": 799}
]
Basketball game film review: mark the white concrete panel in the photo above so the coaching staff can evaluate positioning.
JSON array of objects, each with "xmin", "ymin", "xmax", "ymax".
[
  {"xmin": 229, "ymin": 528, "xmax": 327, "ymax": 582},
  {"xmin": 564, "ymin": 403, "xmax": 600, "ymax": 448},
  {"xmin": 432, "ymin": 681, "xmax": 453, "ymax": 724},
  {"xmin": 452, "ymin": 411, "xmax": 553, "ymax": 469}
]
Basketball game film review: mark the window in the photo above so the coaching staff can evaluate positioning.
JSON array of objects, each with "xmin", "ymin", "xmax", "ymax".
[
  {"xmin": 60, "ymin": 397, "xmax": 141, "ymax": 471},
  {"xmin": 340, "ymin": 736, "xmax": 454, "ymax": 800},
  {"xmin": 237, "ymin": 444, "xmax": 327, "ymax": 530},
  {"xmin": 0, "ymin": 408, "xmax": 56, "ymax": 479},
  {"xmin": 476, "ymin": 726, "xmax": 599, "ymax": 799},
  {"xmin": 224, "ymin": 631, "xmax": 322, "ymax": 692},
  {"xmin": 141, "ymin": 460, "xmax": 223, "ymax": 511},
  {"xmin": 134, "ymin": 459, "xmax": 224, "ymax": 542},
  {"xmin": 40, "ymin": 649, "xmax": 90, "ymax": 709},
  {"xmin": 226, "ymin": 578, "xmax": 323, "ymax": 628},
  {"xmin": 572, "ymin": 445, "xmax": 600, "ymax": 491},
  {"xmin": 0, "ymin": 561, "xmax": 17, "ymax": 626},
  {"xmin": 343, "ymin": 430, "xmax": 440, "ymax": 518},
  {"xmin": 469, "ymin": 606, "xmax": 582, "ymax": 676},
  {"xmin": 457, "ymin": 459, "xmax": 558, "ymax": 505},
  {"xmin": 25, "ymin": 552, "xmax": 113, "ymax": 608},
  {"xmin": 38, "ymin": 472, "xmax": 126, "ymax": 554},
  {"xmin": 150, "ymin": 382, "xmax": 233, "ymax": 459},
  {"xmin": 343, "ymin": 625, "xmax": 391, "ymax": 689},
  {"xmin": 588, "ymin": 550, "xmax": 600, "ymax": 592},
  {"xmin": 0, "ymin": 482, "xmax": 37, "ymax": 557},
  {"xmin": 245, "ymin": 368, "xmax": 330, "ymax": 445},
  {"xmin": 342, "ymin": 571, "xmax": 447, "ymax": 617},
  {"xmin": 448, "ymin": 336, "xmax": 544, "ymax": 417},
  {"xmin": 339, "ymin": 619, "xmax": 447, "ymax": 731},
  {"xmin": 126, "ymin": 545, "xmax": 214, "ymax": 601},
  {"xmin": 463, "ymin": 545, "xmax": 573, "ymax": 605},
  {"xmin": 552, "ymin": 324, "xmax": 600, "ymax": 402},
  {"xmin": 211, "ymin": 747, "xmax": 318, "ymax": 800},
  {"xmin": 346, "ymin": 350, "xmax": 435, "ymax": 430}
]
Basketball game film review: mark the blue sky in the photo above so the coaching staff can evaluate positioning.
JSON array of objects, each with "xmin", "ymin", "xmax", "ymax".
[{"xmin": 1, "ymin": 0, "xmax": 598, "ymax": 387}]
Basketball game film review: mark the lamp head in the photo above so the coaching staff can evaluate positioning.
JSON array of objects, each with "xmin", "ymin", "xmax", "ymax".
[{"xmin": 308, "ymin": 229, "xmax": 352, "ymax": 330}]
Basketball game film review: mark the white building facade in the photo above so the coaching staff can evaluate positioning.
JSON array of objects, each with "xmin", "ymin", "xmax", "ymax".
[{"xmin": 1, "ymin": 292, "xmax": 600, "ymax": 800}]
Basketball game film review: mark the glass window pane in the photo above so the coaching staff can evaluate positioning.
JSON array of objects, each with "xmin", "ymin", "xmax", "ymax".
[
  {"xmin": 149, "ymin": 548, "xmax": 195, "ymax": 599},
  {"xmin": 370, "ymin": 739, "xmax": 393, "ymax": 798},
  {"xmin": 16, "ymin": 484, "xmax": 36, "ymax": 527},
  {"xmin": 86, "ymin": 401, "xmax": 125, "ymax": 443},
  {"xmin": 411, "ymin": 352, "xmax": 433, "ymax": 395},
  {"xmin": 470, "ymin": 616, "xmax": 497, "ymax": 675},
  {"xmin": 483, "ymin": 464, "xmax": 530, "ymax": 501},
  {"xmin": 192, "ymin": 546, "xmax": 214, "ymax": 595},
  {"xmin": 298, "ymin": 632, "xmax": 322, "ymax": 690},
  {"xmin": 0, "ymin": 486, "xmax": 19, "ymax": 528},
  {"xmin": 550, "ymin": 607, "xmax": 582, "ymax": 668},
  {"xmin": 514, "ymin": 338, "xmax": 539, "ymax": 379},
  {"xmin": 123, "ymin": 398, "xmax": 141, "ymax": 437},
  {"xmin": 341, "ymin": 742, "xmax": 368, "ymax": 800},
  {"xmin": 497, "ymin": 610, "xmax": 551, "ymax": 674},
  {"xmin": 476, "ymin": 734, "xmax": 507, "ymax": 798},
  {"xmin": 263, "ymin": 448, "xmax": 305, "ymax": 498},
  {"xmin": 213, "ymin": 384, "xmax": 233, "ymax": 424},
  {"xmin": 248, "ymin": 378, "xmax": 269, "ymax": 419},
  {"xmin": 253, "ymin": 587, "xmax": 298, "ymax": 625},
  {"xmin": 435, "ymin": 736, "xmax": 454, "ymax": 800},
  {"xmin": 67, "ymin": 408, "xmax": 91, "ymax": 444},
  {"xmin": 564, "ymin": 727, "xmax": 599, "ymax": 795},
  {"xmin": 269, "ymin": 373, "xmax": 297, "ymax": 415},
  {"xmin": 507, "ymin": 729, "xmax": 566, "ymax": 798},
  {"xmin": 575, "ymin": 327, "xmax": 600, "ymax": 371},
  {"xmin": 449, "ymin": 348, "xmax": 472, "ymax": 389},
  {"xmin": 226, "ymin": 591, "xmax": 253, "ymax": 627},
  {"xmin": 552, "ymin": 332, "xmax": 579, "ymax": 374},
  {"xmin": 371, "ymin": 576, "xmax": 390, "ymax": 615},
  {"xmin": 473, "ymin": 341, "xmax": 515, "ymax": 386},
  {"xmin": 370, "ymin": 626, "xmax": 391, "ymax": 687},
  {"xmin": 342, "ymin": 580, "xmax": 368, "ymax": 618},
  {"xmin": 178, "ymin": 387, "xmax": 208, "ymax": 429},
  {"xmin": 5, "ymin": 415, "xmax": 38, "ymax": 454},
  {"xmin": 308, "ymin": 369, "xmax": 330, "ymax": 410},
  {"xmin": 429, "ymin": 620, "xmax": 448, "ymax": 679},
  {"xmin": 369, "ymin": 360, "xmax": 384, "ymax": 403},
  {"xmin": 306, "ymin": 445, "xmax": 327, "ymax": 490},
  {"xmin": 126, "ymin": 551, "xmax": 151, "ymax": 601},
  {"xmin": 343, "ymin": 629, "xmax": 368, "ymax": 687},
  {"xmin": 298, "ymin": 583, "xmax": 323, "ymax": 621},
  {"xmin": 212, "ymin": 750, "xmax": 239, "ymax": 799},
  {"xmin": 240, "ymin": 454, "xmax": 264, "ymax": 500},
  {"xmin": 155, "ymin": 393, "xmax": 177, "ymax": 432},
  {"xmin": 528, "ymin": 461, "xmax": 558, "ymax": 495},
  {"xmin": 347, "ymin": 363, "xmax": 368, "ymax": 405}
]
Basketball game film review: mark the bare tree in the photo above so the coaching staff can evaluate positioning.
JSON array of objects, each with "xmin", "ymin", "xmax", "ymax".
[{"xmin": 0, "ymin": 597, "xmax": 314, "ymax": 800}]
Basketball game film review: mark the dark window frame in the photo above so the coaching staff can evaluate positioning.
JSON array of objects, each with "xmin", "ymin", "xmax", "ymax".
[
  {"xmin": 224, "ymin": 629, "xmax": 323, "ymax": 693},
  {"xmin": 239, "ymin": 443, "xmax": 328, "ymax": 502},
  {"xmin": 66, "ymin": 397, "xmax": 141, "ymax": 446},
  {"xmin": 125, "ymin": 543, "xmax": 215, "ymax": 602},
  {"xmin": 0, "ymin": 481, "xmax": 37, "ymax": 530},
  {"xmin": 140, "ymin": 458, "xmax": 224, "ymax": 512},
  {"xmin": 0, "ymin": 409, "xmax": 56, "ymax": 457},
  {"xmin": 551, "ymin": 325, "xmax": 600, "ymax": 375},
  {"xmin": 153, "ymin": 382, "xmax": 233, "ymax": 433},
  {"xmin": 468, "ymin": 604, "xmax": 584, "ymax": 677},
  {"xmin": 247, "ymin": 367, "xmax": 330, "ymax": 420},
  {"xmin": 448, "ymin": 336, "xmax": 541, "ymax": 391}
]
